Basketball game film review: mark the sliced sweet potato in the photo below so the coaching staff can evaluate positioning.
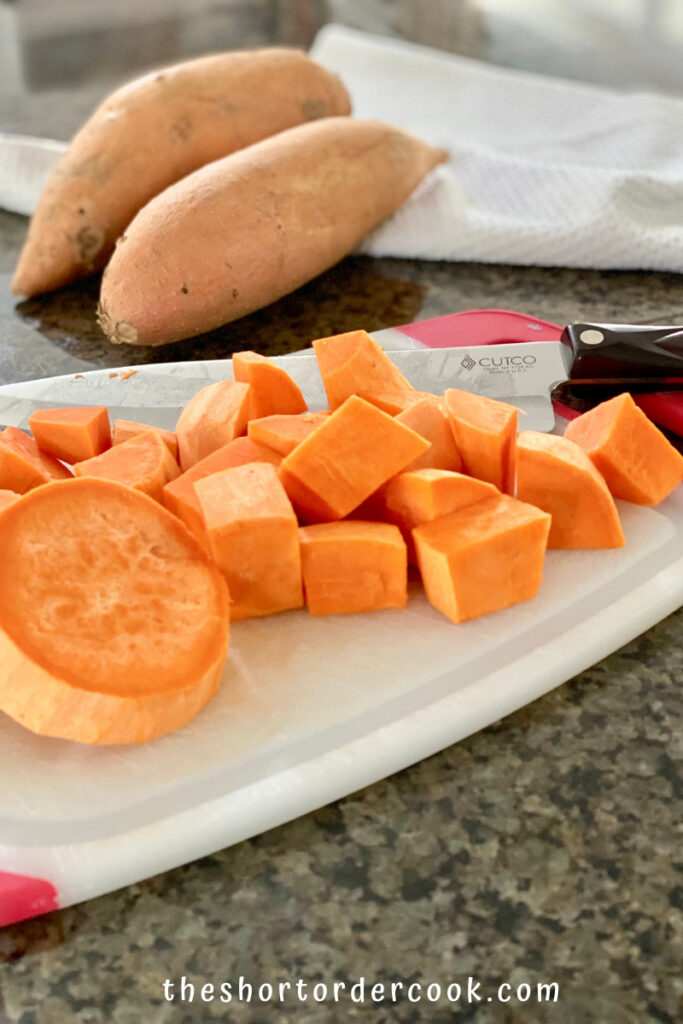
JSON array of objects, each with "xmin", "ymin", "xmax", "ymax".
[
  {"xmin": 176, "ymin": 379, "xmax": 251, "ymax": 471},
  {"xmin": 279, "ymin": 395, "xmax": 430, "ymax": 523},
  {"xmin": 232, "ymin": 351, "xmax": 307, "ymax": 419},
  {"xmin": 413, "ymin": 494, "xmax": 551, "ymax": 624},
  {"xmin": 0, "ymin": 427, "xmax": 72, "ymax": 493},
  {"xmin": 299, "ymin": 521, "xmax": 407, "ymax": 616},
  {"xmin": 355, "ymin": 390, "xmax": 432, "ymax": 416},
  {"xmin": 564, "ymin": 392, "xmax": 683, "ymax": 505},
  {"xmin": 113, "ymin": 419, "xmax": 178, "ymax": 460},
  {"xmin": 162, "ymin": 436, "xmax": 282, "ymax": 543},
  {"xmin": 0, "ymin": 490, "xmax": 20, "ymax": 513},
  {"xmin": 0, "ymin": 478, "xmax": 230, "ymax": 744},
  {"xmin": 74, "ymin": 430, "xmax": 179, "ymax": 502},
  {"xmin": 395, "ymin": 397, "xmax": 462, "ymax": 473},
  {"xmin": 444, "ymin": 389, "xmax": 518, "ymax": 494},
  {"xmin": 313, "ymin": 330, "xmax": 415, "ymax": 410},
  {"xmin": 516, "ymin": 431, "xmax": 624, "ymax": 549},
  {"xmin": 194, "ymin": 462, "xmax": 302, "ymax": 620},
  {"xmin": 28, "ymin": 406, "xmax": 111, "ymax": 463},
  {"xmin": 247, "ymin": 412, "xmax": 329, "ymax": 456}
]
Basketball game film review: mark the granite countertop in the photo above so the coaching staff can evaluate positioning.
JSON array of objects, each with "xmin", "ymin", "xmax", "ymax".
[{"xmin": 1, "ymin": 90, "xmax": 682, "ymax": 1024}]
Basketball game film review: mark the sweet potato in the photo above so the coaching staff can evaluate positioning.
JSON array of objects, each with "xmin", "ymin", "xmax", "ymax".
[
  {"xmin": 0, "ymin": 478, "xmax": 230, "ymax": 744},
  {"xmin": 232, "ymin": 351, "xmax": 307, "ymax": 419},
  {"xmin": 299, "ymin": 522, "xmax": 407, "ymax": 616},
  {"xmin": 413, "ymin": 495, "xmax": 551, "ymax": 624},
  {"xmin": 195, "ymin": 462, "xmax": 302, "ymax": 620},
  {"xmin": 0, "ymin": 427, "xmax": 72, "ymax": 493},
  {"xmin": 113, "ymin": 419, "xmax": 178, "ymax": 460},
  {"xmin": 516, "ymin": 431, "xmax": 624, "ymax": 549},
  {"xmin": 98, "ymin": 119, "xmax": 447, "ymax": 346},
  {"xmin": 12, "ymin": 50, "xmax": 351, "ymax": 297},
  {"xmin": 564, "ymin": 393, "xmax": 683, "ymax": 505},
  {"xmin": 247, "ymin": 412, "xmax": 329, "ymax": 456},
  {"xmin": 395, "ymin": 397, "xmax": 462, "ymax": 473},
  {"xmin": 28, "ymin": 406, "xmax": 111, "ymax": 464},
  {"xmin": 280, "ymin": 395, "xmax": 430, "ymax": 522},
  {"xmin": 0, "ymin": 490, "xmax": 20, "ymax": 513},
  {"xmin": 444, "ymin": 389, "xmax": 518, "ymax": 494},
  {"xmin": 313, "ymin": 330, "xmax": 415, "ymax": 411},
  {"xmin": 176, "ymin": 379, "xmax": 251, "ymax": 471},
  {"xmin": 357, "ymin": 390, "xmax": 433, "ymax": 416},
  {"xmin": 74, "ymin": 430, "xmax": 179, "ymax": 502}
]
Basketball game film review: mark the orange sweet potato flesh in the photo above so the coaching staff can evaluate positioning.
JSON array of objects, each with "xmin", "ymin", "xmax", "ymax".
[
  {"xmin": 0, "ymin": 427, "xmax": 72, "ymax": 493},
  {"xmin": 564, "ymin": 393, "xmax": 683, "ymax": 506},
  {"xmin": 0, "ymin": 490, "xmax": 20, "ymax": 513},
  {"xmin": 516, "ymin": 431, "xmax": 624, "ymax": 549},
  {"xmin": 280, "ymin": 395, "xmax": 430, "ymax": 523},
  {"xmin": 396, "ymin": 397, "xmax": 462, "ymax": 473},
  {"xmin": 232, "ymin": 351, "xmax": 307, "ymax": 419},
  {"xmin": 0, "ymin": 478, "xmax": 230, "ymax": 744},
  {"xmin": 176, "ymin": 379, "xmax": 251, "ymax": 471},
  {"xmin": 113, "ymin": 419, "xmax": 178, "ymax": 460},
  {"xmin": 28, "ymin": 406, "xmax": 111, "ymax": 464},
  {"xmin": 74, "ymin": 430, "xmax": 179, "ymax": 502},
  {"xmin": 299, "ymin": 521, "xmax": 407, "ymax": 616},
  {"xmin": 13, "ymin": 50, "xmax": 351, "ymax": 297},
  {"xmin": 194, "ymin": 462, "xmax": 302, "ymax": 620},
  {"xmin": 162, "ymin": 436, "xmax": 282, "ymax": 544},
  {"xmin": 380, "ymin": 469, "xmax": 499, "ymax": 563},
  {"xmin": 357, "ymin": 390, "xmax": 432, "ymax": 416},
  {"xmin": 313, "ymin": 330, "xmax": 415, "ymax": 411},
  {"xmin": 413, "ymin": 494, "xmax": 551, "ymax": 624},
  {"xmin": 247, "ymin": 412, "xmax": 329, "ymax": 456},
  {"xmin": 98, "ymin": 121, "xmax": 446, "ymax": 346},
  {"xmin": 444, "ymin": 389, "xmax": 518, "ymax": 494}
]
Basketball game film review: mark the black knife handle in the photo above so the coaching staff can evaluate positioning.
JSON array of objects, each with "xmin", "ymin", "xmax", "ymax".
[{"xmin": 561, "ymin": 322, "xmax": 683, "ymax": 390}]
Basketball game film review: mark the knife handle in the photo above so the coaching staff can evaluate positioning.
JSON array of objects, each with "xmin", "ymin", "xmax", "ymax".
[{"xmin": 561, "ymin": 322, "xmax": 683, "ymax": 391}]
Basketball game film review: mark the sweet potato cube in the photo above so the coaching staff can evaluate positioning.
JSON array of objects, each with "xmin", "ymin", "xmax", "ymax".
[
  {"xmin": 396, "ymin": 397, "xmax": 462, "ymax": 473},
  {"xmin": 176, "ymin": 379, "xmax": 251, "ymax": 470},
  {"xmin": 247, "ymin": 412, "xmax": 329, "ymax": 456},
  {"xmin": 313, "ymin": 330, "xmax": 415, "ymax": 410},
  {"xmin": 357, "ymin": 390, "xmax": 432, "ymax": 416},
  {"xmin": 232, "ymin": 351, "xmax": 307, "ymax": 419},
  {"xmin": 0, "ymin": 427, "xmax": 72, "ymax": 493},
  {"xmin": 413, "ymin": 494, "xmax": 551, "ymax": 623},
  {"xmin": 444, "ymin": 389, "xmax": 518, "ymax": 493},
  {"xmin": 162, "ymin": 437, "xmax": 282, "ymax": 544},
  {"xmin": 279, "ymin": 395, "xmax": 430, "ymax": 522},
  {"xmin": 195, "ymin": 462, "xmax": 302, "ymax": 620},
  {"xmin": 564, "ymin": 392, "xmax": 683, "ymax": 506},
  {"xmin": 0, "ymin": 489, "xmax": 20, "ymax": 513},
  {"xmin": 74, "ymin": 430, "xmax": 179, "ymax": 502},
  {"xmin": 28, "ymin": 406, "xmax": 111, "ymax": 463},
  {"xmin": 381, "ymin": 469, "xmax": 499, "ymax": 563},
  {"xmin": 299, "ymin": 521, "xmax": 407, "ymax": 616},
  {"xmin": 517, "ymin": 431, "xmax": 624, "ymax": 549},
  {"xmin": 113, "ymin": 419, "xmax": 178, "ymax": 460}
]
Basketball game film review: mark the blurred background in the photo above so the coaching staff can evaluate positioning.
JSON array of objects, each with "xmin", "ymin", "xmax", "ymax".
[{"xmin": 3, "ymin": 0, "xmax": 683, "ymax": 100}]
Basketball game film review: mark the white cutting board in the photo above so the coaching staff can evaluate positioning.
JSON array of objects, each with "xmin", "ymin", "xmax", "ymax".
[{"xmin": 0, "ymin": 352, "xmax": 681, "ymax": 925}]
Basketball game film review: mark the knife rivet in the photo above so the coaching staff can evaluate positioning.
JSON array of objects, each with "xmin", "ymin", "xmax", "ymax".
[{"xmin": 580, "ymin": 329, "xmax": 605, "ymax": 345}]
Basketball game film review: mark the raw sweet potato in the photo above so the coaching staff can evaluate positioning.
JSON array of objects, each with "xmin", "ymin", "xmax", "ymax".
[
  {"xmin": 162, "ymin": 436, "xmax": 282, "ymax": 544},
  {"xmin": 395, "ymin": 397, "xmax": 462, "ymax": 473},
  {"xmin": 280, "ymin": 395, "xmax": 430, "ymax": 522},
  {"xmin": 194, "ymin": 462, "xmax": 302, "ymax": 620},
  {"xmin": 74, "ymin": 430, "xmax": 179, "ymax": 502},
  {"xmin": 113, "ymin": 419, "xmax": 178, "ymax": 460},
  {"xmin": 28, "ymin": 406, "xmax": 111, "ymax": 464},
  {"xmin": 313, "ymin": 330, "xmax": 415, "ymax": 411},
  {"xmin": 564, "ymin": 393, "xmax": 683, "ymax": 505},
  {"xmin": 98, "ymin": 119, "xmax": 447, "ymax": 346},
  {"xmin": 247, "ymin": 412, "xmax": 329, "ymax": 456},
  {"xmin": 176, "ymin": 379, "xmax": 251, "ymax": 471},
  {"xmin": 444, "ymin": 389, "xmax": 518, "ymax": 494},
  {"xmin": 0, "ymin": 427, "xmax": 72, "ymax": 493},
  {"xmin": 413, "ymin": 494, "xmax": 551, "ymax": 624},
  {"xmin": 516, "ymin": 431, "xmax": 624, "ymax": 549},
  {"xmin": 0, "ymin": 478, "xmax": 230, "ymax": 744},
  {"xmin": 0, "ymin": 490, "xmax": 20, "ymax": 513},
  {"xmin": 357, "ymin": 390, "xmax": 433, "ymax": 416},
  {"xmin": 232, "ymin": 351, "xmax": 307, "ymax": 419},
  {"xmin": 13, "ymin": 50, "xmax": 351, "ymax": 297},
  {"xmin": 299, "ymin": 521, "xmax": 407, "ymax": 616}
]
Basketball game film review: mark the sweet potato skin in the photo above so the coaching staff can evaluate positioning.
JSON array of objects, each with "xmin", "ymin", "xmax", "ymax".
[
  {"xmin": 98, "ymin": 118, "xmax": 447, "ymax": 346},
  {"xmin": 12, "ymin": 49, "xmax": 351, "ymax": 298}
]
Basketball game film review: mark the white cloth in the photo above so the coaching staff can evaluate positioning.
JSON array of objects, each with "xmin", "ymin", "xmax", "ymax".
[{"xmin": 311, "ymin": 25, "xmax": 683, "ymax": 273}]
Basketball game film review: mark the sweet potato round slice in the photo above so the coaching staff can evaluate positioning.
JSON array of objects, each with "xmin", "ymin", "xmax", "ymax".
[{"xmin": 0, "ymin": 479, "xmax": 230, "ymax": 744}]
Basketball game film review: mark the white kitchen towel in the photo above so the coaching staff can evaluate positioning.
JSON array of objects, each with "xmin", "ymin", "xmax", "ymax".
[{"xmin": 4, "ymin": 23, "xmax": 683, "ymax": 273}]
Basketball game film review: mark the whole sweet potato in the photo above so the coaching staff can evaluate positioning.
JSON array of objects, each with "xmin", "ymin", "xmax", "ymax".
[
  {"xmin": 98, "ymin": 118, "xmax": 447, "ymax": 346},
  {"xmin": 12, "ymin": 50, "xmax": 351, "ymax": 298}
]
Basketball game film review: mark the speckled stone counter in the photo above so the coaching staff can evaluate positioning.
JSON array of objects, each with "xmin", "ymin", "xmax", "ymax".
[{"xmin": 1, "ymin": 100, "xmax": 682, "ymax": 1024}]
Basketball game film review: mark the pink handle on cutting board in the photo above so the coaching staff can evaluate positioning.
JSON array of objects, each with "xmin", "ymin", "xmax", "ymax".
[
  {"xmin": 394, "ymin": 308, "xmax": 683, "ymax": 436},
  {"xmin": 0, "ymin": 870, "xmax": 59, "ymax": 927}
]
